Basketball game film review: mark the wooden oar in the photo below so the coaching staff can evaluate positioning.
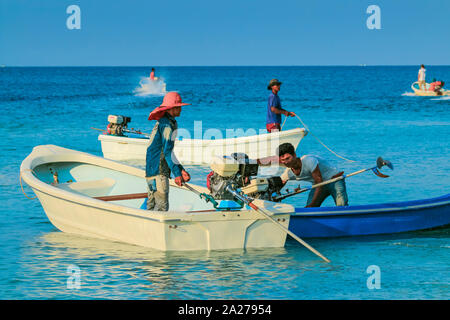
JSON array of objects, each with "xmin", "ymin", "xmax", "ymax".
[
  {"xmin": 94, "ymin": 181, "xmax": 207, "ymax": 203},
  {"xmin": 91, "ymin": 127, "xmax": 108, "ymax": 134},
  {"xmin": 94, "ymin": 193, "xmax": 147, "ymax": 201},
  {"xmin": 274, "ymin": 157, "xmax": 393, "ymax": 202},
  {"xmin": 225, "ymin": 185, "xmax": 331, "ymax": 263}
]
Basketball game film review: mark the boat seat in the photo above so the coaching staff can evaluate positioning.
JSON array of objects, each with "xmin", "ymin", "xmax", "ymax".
[{"xmin": 55, "ymin": 178, "xmax": 116, "ymax": 197}]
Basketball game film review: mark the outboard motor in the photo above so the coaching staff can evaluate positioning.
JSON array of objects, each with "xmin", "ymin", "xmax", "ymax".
[
  {"xmin": 106, "ymin": 115, "xmax": 131, "ymax": 136},
  {"xmin": 207, "ymin": 153, "xmax": 284, "ymax": 202}
]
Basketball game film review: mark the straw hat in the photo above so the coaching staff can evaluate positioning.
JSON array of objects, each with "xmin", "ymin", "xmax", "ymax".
[{"xmin": 267, "ymin": 79, "xmax": 282, "ymax": 90}]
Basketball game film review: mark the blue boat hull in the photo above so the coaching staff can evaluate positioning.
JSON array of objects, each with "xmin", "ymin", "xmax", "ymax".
[{"xmin": 290, "ymin": 193, "xmax": 450, "ymax": 238}]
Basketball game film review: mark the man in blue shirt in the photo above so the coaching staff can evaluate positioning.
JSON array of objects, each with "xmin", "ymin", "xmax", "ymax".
[
  {"xmin": 266, "ymin": 79, "xmax": 295, "ymax": 132},
  {"xmin": 146, "ymin": 92, "xmax": 191, "ymax": 211}
]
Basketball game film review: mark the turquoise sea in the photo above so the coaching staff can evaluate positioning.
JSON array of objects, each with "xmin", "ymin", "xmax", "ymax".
[{"xmin": 0, "ymin": 66, "xmax": 449, "ymax": 299}]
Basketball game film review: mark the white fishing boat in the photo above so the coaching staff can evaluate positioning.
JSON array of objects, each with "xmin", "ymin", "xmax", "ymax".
[
  {"xmin": 20, "ymin": 145, "xmax": 293, "ymax": 251},
  {"xmin": 98, "ymin": 127, "xmax": 308, "ymax": 165}
]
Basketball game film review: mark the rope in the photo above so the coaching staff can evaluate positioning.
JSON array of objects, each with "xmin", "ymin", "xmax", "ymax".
[
  {"xmin": 19, "ymin": 169, "xmax": 37, "ymax": 200},
  {"xmin": 285, "ymin": 113, "xmax": 357, "ymax": 163},
  {"xmin": 281, "ymin": 115, "xmax": 288, "ymax": 130}
]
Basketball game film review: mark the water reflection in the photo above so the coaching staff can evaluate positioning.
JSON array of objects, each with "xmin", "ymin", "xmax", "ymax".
[{"xmin": 20, "ymin": 231, "xmax": 320, "ymax": 299}]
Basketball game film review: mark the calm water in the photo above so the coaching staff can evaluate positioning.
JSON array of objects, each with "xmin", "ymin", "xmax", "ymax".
[{"xmin": 0, "ymin": 66, "xmax": 449, "ymax": 299}]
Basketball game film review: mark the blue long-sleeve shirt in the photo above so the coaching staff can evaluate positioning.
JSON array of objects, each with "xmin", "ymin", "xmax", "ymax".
[{"xmin": 145, "ymin": 114, "xmax": 184, "ymax": 178}]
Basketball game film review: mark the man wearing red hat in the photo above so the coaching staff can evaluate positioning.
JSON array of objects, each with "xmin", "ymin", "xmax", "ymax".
[{"xmin": 145, "ymin": 92, "xmax": 191, "ymax": 211}]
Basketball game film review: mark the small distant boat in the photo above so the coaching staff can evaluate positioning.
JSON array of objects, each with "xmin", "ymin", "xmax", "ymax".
[
  {"xmin": 411, "ymin": 81, "xmax": 450, "ymax": 96},
  {"xmin": 20, "ymin": 145, "xmax": 293, "ymax": 251},
  {"xmin": 291, "ymin": 194, "xmax": 450, "ymax": 238},
  {"xmin": 98, "ymin": 128, "xmax": 308, "ymax": 165}
]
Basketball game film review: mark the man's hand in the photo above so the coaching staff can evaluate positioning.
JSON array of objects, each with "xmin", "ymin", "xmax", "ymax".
[
  {"xmin": 175, "ymin": 170, "xmax": 190, "ymax": 186},
  {"xmin": 174, "ymin": 176, "xmax": 183, "ymax": 186},
  {"xmin": 181, "ymin": 170, "xmax": 190, "ymax": 183},
  {"xmin": 284, "ymin": 110, "xmax": 296, "ymax": 117}
]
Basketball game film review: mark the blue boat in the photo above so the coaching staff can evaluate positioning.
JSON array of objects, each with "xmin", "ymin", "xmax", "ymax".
[{"xmin": 290, "ymin": 193, "xmax": 450, "ymax": 238}]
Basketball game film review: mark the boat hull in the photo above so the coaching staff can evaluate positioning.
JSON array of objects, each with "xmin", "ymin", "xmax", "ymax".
[
  {"xmin": 98, "ymin": 128, "xmax": 307, "ymax": 165},
  {"xmin": 33, "ymin": 188, "xmax": 290, "ymax": 251},
  {"xmin": 21, "ymin": 145, "xmax": 293, "ymax": 251},
  {"xmin": 290, "ymin": 194, "xmax": 450, "ymax": 238},
  {"xmin": 411, "ymin": 81, "xmax": 450, "ymax": 96}
]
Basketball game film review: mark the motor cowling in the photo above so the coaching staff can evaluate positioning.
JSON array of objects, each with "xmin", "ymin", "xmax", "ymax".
[{"xmin": 207, "ymin": 155, "xmax": 241, "ymax": 200}]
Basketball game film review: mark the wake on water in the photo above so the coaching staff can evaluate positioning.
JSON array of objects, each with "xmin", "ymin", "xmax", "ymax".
[
  {"xmin": 431, "ymin": 96, "xmax": 450, "ymax": 101},
  {"xmin": 134, "ymin": 77, "xmax": 167, "ymax": 96},
  {"xmin": 402, "ymin": 92, "xmax": 450, "ymax": 100}
]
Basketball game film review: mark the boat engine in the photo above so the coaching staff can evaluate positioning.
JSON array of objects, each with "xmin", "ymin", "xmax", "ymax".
[
  {"xmin": 207, "ymin": 153, "xmax": 284, "ymax": 202},
  {"xmin": 106, "ymin": 115, "xmax": 131, "ymax": 136}
]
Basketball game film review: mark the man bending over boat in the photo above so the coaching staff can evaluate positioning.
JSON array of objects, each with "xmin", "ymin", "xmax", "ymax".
[
  {"xmin": 277, "ymin": 143, "xmax": 348, "ymax": 207},
  {"xmin": 429, "ymin": 80, "xmax": 445, "ymax": 95},
  {"xmin": 266, "ymin": 79, "xmax": 295, "ymax": 132},
  {"xmin": 145, "ymin": 92, "xmax": 191, "ymax": 211}
]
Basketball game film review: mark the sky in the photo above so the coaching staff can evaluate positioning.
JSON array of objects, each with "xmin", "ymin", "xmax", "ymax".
[{"xmin": 0, "ymin": 0, "xmax": 449, "ymax": 66}]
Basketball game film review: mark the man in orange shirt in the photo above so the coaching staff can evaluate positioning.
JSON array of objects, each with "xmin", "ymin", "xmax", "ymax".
[
  {"xmin": 150, "ymin": 68, "xmax": 155, "ymax": 81},
  {"xmin": 429, "ymin": 80, "xmax": 445, "ymax": 94}
]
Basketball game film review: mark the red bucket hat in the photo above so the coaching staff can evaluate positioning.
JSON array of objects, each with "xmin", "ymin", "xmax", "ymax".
[{"xmin": 148, "ymin": 92, "xmax": 191, "ymax": 120}]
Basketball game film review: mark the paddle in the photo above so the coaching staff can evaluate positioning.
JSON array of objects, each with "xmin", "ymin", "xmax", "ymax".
[
  {"xmin": 224, "ymin": 185, "xmax": 331, "ymax": 263},
  {"xmin": 94, "ymin": 193, "xmax": 147, "ymax": 201},
  {"xmin": 273, "ymin": 157, "xmax": 393, "ymax": 202}
]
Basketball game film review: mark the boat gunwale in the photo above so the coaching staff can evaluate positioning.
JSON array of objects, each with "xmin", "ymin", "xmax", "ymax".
[
  {"xmin": 293, "ymin": 193, "xmax": 450, "ymax": 217},
  {"xmin": 98, "ymin": 127, "xmax": 308, "ymax": 146},
  {"xmin": 21, "ymin": 145, "xmax": 293, "ymax": 222}
]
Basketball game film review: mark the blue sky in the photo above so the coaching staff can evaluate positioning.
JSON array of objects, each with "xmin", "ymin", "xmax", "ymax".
[{"xmin": 1, "ymin": 0, "xmax": 449, "ymax": 66}]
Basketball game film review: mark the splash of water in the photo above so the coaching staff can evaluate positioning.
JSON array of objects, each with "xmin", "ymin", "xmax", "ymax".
[
  {"xmin": 431, "ymin": 96, "xmax": 450, "ymax": 101},
  {"xmin": 401, "ymin": 92, "xmax": 416, "ymax": 96},
  {"xmin": 134, "ymin": 77, "xmax": 167, "ymax": 96}
]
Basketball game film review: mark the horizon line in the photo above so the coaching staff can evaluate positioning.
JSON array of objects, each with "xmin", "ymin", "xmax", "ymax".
[{"xmin": 2, "ymin": 64, "xmax": 450, "ymax": 68}]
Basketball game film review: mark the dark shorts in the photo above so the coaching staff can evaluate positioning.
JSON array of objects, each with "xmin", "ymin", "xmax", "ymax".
[{"xmin": 266, "ymin": 123, "xmax": 281, "ymax": 133}]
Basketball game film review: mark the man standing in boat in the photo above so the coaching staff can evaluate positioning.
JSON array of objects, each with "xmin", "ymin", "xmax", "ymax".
[
  {"xmin": 145, "ymin": 92, "xmax": 191, "ymax": 211},
  {"xmin": 277, "ymin": 142, "xmax": 348, "ymax": 207},
  {"xmin": 266, "ymin": 79, "xmax": 296, "ymax": 132},
  {"xmin": 418, "ymin": 65, "xmax": 426, "ymax": 90}
]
